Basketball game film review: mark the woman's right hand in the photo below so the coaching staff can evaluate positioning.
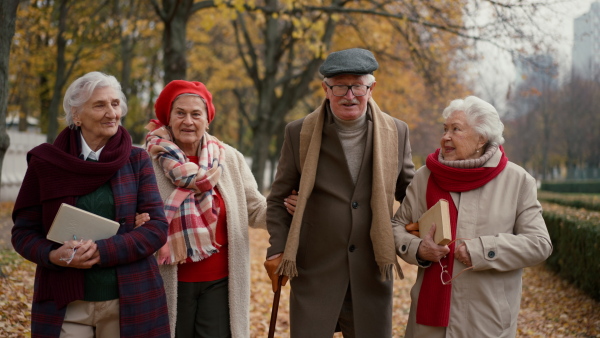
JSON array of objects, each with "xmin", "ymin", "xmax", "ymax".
[
  {"xmin": 49, "ymin": 239, "xmax": 100, "ymax": 269},
  {"xmin": 416, "ymin": 224, "xmax": 450, "ymax": 262},
  {"xmin": 284, "ymin": 190, "xmax": 298, "ymax": 215},
  {"xmin": 135, "ymin": 212, "xmax": 150, "ymax": 227}
]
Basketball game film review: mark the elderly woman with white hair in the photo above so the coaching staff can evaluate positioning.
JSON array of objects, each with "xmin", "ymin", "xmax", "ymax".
[
  {"xmin": 12, "ymin": 71, "xmax": 170, "ymax": 337},
  {"xmin": 392, "ymin": 96, "xmax": 552, "ymax": 338}
]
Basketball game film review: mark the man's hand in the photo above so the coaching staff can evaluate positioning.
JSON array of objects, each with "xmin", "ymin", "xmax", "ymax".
[
  {"xmin": 406, "ymin": 222, "xmax": 419, "ymax": 236},
  {"xmin": 416, "ymin": 224, "xmax": 450, "ymax": 263},
  {"xmin": 264, "ymin": 253, "xmax": 289, "ymax": 292}
]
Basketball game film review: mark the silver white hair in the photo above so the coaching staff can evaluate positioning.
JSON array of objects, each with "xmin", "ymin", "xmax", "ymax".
[
  {"xmin": 442, "ymin": 95, "xmax": 505, "ymax": 145},
  {"xmin": 323, "ymin": 74, "xmax": 376, "ymax": 84},
  {"xmin": 63, "ymin": 71, "xmax": 128, "ymax": 128}
]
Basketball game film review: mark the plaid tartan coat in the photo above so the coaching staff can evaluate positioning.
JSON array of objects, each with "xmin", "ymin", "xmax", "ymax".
[{"xmin": 12, "ymin": 145, "xmax": 170, "ymax": 338}]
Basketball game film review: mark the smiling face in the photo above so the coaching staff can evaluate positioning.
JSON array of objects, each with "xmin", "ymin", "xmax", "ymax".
[
  {"xmin": 168, "ymin": 95, "xmax": 208, "ymax": 156},
  {"xmin": 73, "ymin": 86, "xmax": 122, "ymax": 151},
  {"xmin": 322, "ymin": 74, "xmax": 375, "ymax": 121},
  {"xmin": 440, "ymin": 110, "xmax": 487, "ymax": 161}
]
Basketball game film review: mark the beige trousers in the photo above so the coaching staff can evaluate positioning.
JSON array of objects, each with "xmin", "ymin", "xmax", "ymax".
[{"xmin": 60, "ymin": 299, "xmax": 120, "ymax": 338}]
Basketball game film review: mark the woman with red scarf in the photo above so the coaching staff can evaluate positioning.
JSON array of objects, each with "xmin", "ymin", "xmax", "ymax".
[
  {"xmin": 11, "ymin": 71, "xmax": 170, "ymax": 337},
  {"xmin": 392, "ymin": 96, "xmax": 552, "ymax": 338}
]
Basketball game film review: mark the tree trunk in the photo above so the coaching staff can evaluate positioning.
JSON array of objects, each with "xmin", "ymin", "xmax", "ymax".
[
  {"xmin": 0, "ymin": 0, "xmax": 20, "ymax": 185},
  {"xmin": 160, "ymin": 0, "xmax": 194, "ymax": 83},
  {"xmin": 46, "ymin": 0, "xmax": 69, "ymax": 143},
  {"xmin": 251, "ymin": 117, "xmax": 273, "ymax": 192}
]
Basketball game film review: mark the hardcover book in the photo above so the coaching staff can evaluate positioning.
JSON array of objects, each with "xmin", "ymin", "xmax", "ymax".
[
  {"xmin": 46, "ymin": 203, "xmax": 120, "ymax": 244},
  {"xmin": 418, "ymin": 199, "xmax": 452, "ymax": 245}
]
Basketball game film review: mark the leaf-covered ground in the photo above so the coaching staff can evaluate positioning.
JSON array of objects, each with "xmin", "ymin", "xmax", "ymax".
[{"xmin": 1, "ymin": 202, "xmax": 599, "ymax": 337}]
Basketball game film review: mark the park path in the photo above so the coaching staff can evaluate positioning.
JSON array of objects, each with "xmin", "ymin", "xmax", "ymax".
[{"xmin": 1, "ymin": 203, "xmax": 599, "ymax": 337}]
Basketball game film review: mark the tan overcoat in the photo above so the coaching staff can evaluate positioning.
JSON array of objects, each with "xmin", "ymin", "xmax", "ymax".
[
  {"xmin": 393, "ymin": 149, "xmax": 553, "ymax": 338},
  {"xmin": 267, "ymin": 99, "xmax": 414, "ymax": 337}
]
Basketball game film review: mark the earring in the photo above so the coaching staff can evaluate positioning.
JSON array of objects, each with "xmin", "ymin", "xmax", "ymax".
[{"xmin": 76, "ymin": 121, "xmax": 81, "ymax": 126}]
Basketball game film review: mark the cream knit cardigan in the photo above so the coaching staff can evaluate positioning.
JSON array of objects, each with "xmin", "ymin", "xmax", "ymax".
[{"xmin": 150, "ymin": 142, "xmax": 267, "ymax": 338}]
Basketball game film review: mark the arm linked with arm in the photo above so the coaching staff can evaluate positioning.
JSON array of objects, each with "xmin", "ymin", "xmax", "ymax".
[
  {"xmin": 266, "ymin": 123, "xmax": 300, "ymax": 258},
  {"xmin": 95, "ymin": 150, "xmax": 168, "ymax": 267},
  {"xmin": 394, "ymin": 120, "xmax": 415, "ymax": 202},
  {"xmin": 233, "ymin": 148, "xmax": 267, "ymax": 230}
]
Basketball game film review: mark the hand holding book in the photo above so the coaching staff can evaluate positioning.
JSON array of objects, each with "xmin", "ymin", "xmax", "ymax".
[{"xmin": 49, "ymin": 238, "xmax": 100, "ymax": 268}]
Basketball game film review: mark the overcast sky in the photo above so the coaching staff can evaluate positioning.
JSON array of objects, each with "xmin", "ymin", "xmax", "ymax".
[{"xmin": 468, "ymin": 0, "xmax": 597, "ymax": 113}]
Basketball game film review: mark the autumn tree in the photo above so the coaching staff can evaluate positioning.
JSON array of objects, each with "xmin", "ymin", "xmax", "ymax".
[
  {"xmin": 558, "ymin": 75, "xmax": 600, "ymax": 179},
  {"xmin": 504, "ymin": 54, "xmax": 560, "ymax": 179},
  {"xmin": 0, "ymin": 0, "xmax": 20, "ymax": 186},
  {"xmin": 186, "ymin": 0, "xmax": 539, "ymax": 190}
]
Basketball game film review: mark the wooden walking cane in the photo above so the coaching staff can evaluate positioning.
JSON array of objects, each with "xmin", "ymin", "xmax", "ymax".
[{"xmin": 268, "ymin": 275, "xmax": 284, "ymax": 338}]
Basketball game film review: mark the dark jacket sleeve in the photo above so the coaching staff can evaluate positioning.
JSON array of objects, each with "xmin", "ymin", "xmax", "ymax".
[
  {"xmin": 11, "ymin": 158, "xmax": 63, "ymax": 270},
  {"xmin": 394, "ymin": 120, "xmax": 415, "ymax": 202},
  {"xmin": 266, "ymin": 121, "xmax": 303, "ymax": 257},
  {"xmin": 96, "ymin": 149, "xmax": 168, "ymax": 267}
]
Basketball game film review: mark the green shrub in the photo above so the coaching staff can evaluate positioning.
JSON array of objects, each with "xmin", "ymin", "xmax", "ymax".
[
  {"xmin": 538, "ymin": 191, "xmax": 600, "ymax": 211},
  {"xmin": 541, "ymin": 180, "xmax": 600, "ymax": 194},
  {"xmin": 543, "ymin": 204, "xmax": 600, "ymax": 302}
]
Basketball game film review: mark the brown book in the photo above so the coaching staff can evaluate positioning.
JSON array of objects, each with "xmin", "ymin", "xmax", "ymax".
[
  {"xmin": 46, "ymin": 203, "xmax": 120, "ymax": 244},
  {"xmin": 418, "ymin": 199, "xmax": 452, "ymax": 245}
]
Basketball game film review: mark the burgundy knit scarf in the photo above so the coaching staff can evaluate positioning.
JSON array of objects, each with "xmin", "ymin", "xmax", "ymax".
[
  {"xmin": 416, "ymin": 146, "xmax": 507, "ymax": 327},
  {"xmin": 13, "ymin": 126, "xmax": 131, "ymax": 307}
]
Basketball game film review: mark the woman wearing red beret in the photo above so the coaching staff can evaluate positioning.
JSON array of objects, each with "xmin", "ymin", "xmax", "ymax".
[{"xmin": 144, "ymin": 80, "xmax": 288, "ymax": 338}]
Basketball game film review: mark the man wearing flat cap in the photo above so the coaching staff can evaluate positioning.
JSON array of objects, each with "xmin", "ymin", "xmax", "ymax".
[{"xmin": 264, "ymin": 48, "xmax": 415, "ymax": 337}]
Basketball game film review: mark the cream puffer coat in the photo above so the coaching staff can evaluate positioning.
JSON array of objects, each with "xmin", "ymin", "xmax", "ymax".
[
  {"xmin": 150, "ymin": 142, "xmax": 267, "ymax": 338},
  {"xmin": 393, "ymin": 149, "xmax": 552, "ymax": 338}
]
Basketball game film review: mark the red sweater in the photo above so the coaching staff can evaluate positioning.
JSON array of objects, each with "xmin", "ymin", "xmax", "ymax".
[{"xmin": 177, "ymin": 156, "xmax": 229, "ymax": 282}]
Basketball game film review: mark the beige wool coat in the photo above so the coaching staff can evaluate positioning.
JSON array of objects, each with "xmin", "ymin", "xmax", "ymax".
[
  {"xmin": 150, "ymin": 142, "xmax": 267, "ymax": 338},
  {"xmin": 393, "ymin": 149, "xmax": 553, "ymax": 338},
  {"xmin": 267, "ymin": 100, "xmax": 415, "ymax": 337}
]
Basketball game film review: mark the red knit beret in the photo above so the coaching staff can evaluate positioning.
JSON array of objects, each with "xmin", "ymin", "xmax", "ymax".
[{"xmin": 154, "ymin": 80, "xmax": 215, "ymax": 125}]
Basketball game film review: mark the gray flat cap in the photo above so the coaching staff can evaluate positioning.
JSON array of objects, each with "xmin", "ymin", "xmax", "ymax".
[{"xmin": 319, "ymin": 48, "xmax": 379, "ymax": 78}]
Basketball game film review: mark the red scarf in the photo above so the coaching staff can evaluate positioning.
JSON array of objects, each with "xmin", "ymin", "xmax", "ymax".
[
  {"xmin": 13, "ymin": 126, "xmax": 131, "ymax": 308},
  {"xmin": 416, "ymin": 146, "xmax": 508, "ymax": 327}
]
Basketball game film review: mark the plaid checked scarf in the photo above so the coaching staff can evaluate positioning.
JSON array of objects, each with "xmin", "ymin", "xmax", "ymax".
[{"xmin": 145, "ymin": 120, "xmax": 226, "ymax": 265}]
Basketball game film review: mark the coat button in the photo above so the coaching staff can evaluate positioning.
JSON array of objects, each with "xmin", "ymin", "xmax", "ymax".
[
  {"xmin": 349, "ymin": 245, "xmax": 356, "ymax": 252},
  {"xmin": 352, "ymin": 202, "xmax": 359, "ymax": 209},
  {"xmin": 488, "ymin": 251, "xmax": 496, "ymax": 258},
  {"xmin": 119, "ymin": 218, "xmax": 127, "ymax": 225}
]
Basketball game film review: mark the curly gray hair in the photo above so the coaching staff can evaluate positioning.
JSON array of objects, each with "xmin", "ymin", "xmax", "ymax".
[
  {"xmin": 442, "ymin": 96, "xmax": 505, "ymax": 145},
  {"xmin": 63, "ymin": 71, "xmax": 128, "ymax": 128}
]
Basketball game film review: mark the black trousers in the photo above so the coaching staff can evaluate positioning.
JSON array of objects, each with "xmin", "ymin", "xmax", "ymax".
[
  {"xmin": 337, "ymin": 283, "xmax": 356, "ymax": 338},
  {"xmin": 176, "ymin": 277, "xmax": 231, "ymax": 338}
]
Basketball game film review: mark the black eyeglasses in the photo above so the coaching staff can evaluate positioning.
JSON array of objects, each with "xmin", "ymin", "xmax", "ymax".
[{"xmin": 324, "ymin": 83, "xmax": 373, "ymax": 97}]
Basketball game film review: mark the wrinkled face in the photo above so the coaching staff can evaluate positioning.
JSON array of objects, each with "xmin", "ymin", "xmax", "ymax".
[
  {"xmin": 440, "ymin": 110, "xmax": 486, "ymax": 161},
  {"xmin": 169, "ymin": 95, "xmax": 208, "ymax": 155},
  {"xmin": 322, "ymin": 74, "xmax": 375, "ymax": 121},
  {"xmin": 74, "ymin": 87, "xmax": 122, "ymax": 147}
]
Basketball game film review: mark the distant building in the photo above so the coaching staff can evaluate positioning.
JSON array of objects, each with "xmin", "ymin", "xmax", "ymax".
[
  {"xmin": 514, "ymin": 54, "xmax": 558, "ymax": 89},
  {"xmin": 572, "ymin": 1, "xmax": 600, "ymax": 79}
]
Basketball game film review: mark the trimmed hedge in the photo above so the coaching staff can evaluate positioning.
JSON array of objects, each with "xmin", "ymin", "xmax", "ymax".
[
  {"xmin": 541, "ymin": 180, "xmax": 600, "ymax": 194},
  {"xmin": 543, "ymin": 204, "xmax": 600, "ymax": 302},
  {"xmin": 537, "ymin": 191, "xmax": 600, "ymax": 212}
]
